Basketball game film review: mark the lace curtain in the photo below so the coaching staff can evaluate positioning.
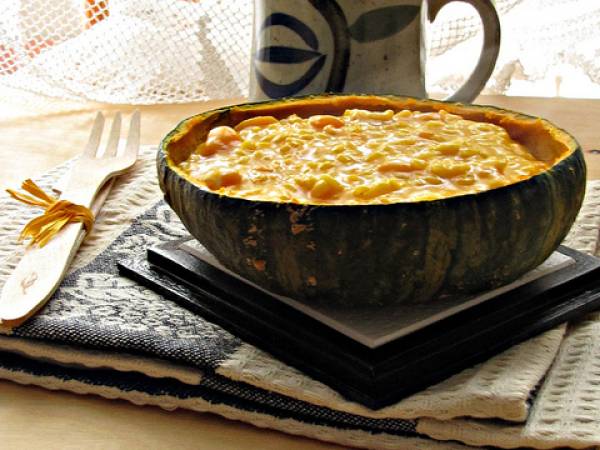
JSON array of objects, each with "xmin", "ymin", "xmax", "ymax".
[{"xmin": 0, "ymin": 0, "xmax": 598, "ymax": 113}]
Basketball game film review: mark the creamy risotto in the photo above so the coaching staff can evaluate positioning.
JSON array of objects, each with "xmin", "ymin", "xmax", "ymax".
[{"xmin": 177, "ymin": 108, "xmax": 549, "ymax": 204}]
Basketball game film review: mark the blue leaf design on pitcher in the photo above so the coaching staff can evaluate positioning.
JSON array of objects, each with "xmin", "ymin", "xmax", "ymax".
[
  {"xmin": 254, "ymin": 12, "xmax": 326, "ymax": 98},
  {"xmin": 348, "ymin": 5, "xmax": 420, "ymax": 43},
  {"xmin": 256, "ymin": 55, "xmax": 326, "ymax": 99},
  {"xmin": 254, "ymin": 4, "xmax": 421, "ymax": 98},
  {"xmin": 260, "ymin": 13, "xmax": 319, "ymax": 50},
  {"xmin": 256, "ymin": 46, "xmax": 323, "ymax": 64},
  {"xmin": 309, "ymin": 0, "xmax": 350, "ymax": 93}
]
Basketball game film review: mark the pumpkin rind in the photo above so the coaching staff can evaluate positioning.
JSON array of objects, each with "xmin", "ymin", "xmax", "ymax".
[{"xmin": 158, "ymin": 94, "xmax": 586, "ymax": 306}]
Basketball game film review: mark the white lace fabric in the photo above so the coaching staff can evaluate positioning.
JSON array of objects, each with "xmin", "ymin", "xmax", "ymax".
[{"xmin": 0, "ymin": 0, "xmax": 598, "ymax": 116}]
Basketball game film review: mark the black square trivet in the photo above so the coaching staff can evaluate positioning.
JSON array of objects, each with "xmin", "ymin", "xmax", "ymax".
[{"xmin": 118, "ymin": 241, "xmax": 600, "ymax": 409}]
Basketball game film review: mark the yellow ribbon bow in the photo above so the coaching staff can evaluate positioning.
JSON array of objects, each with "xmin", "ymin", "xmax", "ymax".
[{"xmin": 6, "ymin": 179, "xmax": 95, "ymax": 248}]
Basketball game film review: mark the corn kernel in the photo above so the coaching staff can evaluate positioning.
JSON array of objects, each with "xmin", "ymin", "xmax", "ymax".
[
  {"xmin": 272, "ymin": 133, "xmax": 287, "ymax": 143},
  {"xmin": 425, "ymin": 120, "xmax": 444, "ymax": 129},
  {"xmin": 412, "ymin": 158, "xmax": 428, "ymax": 169},
  {"xmin": 459, "ymin": 147, "xmax": 481, "ymax": 158},
  {"xmin": 455, "ymin": 175, "xmax": 475, "ymax": 186},
  {"xmin": 353, "ymin": 185, "xmax": 370, "ymax": 197},
  {"xmin": 489, "ymin": 156, "xmax": 508, "ymax": 172},
  {"xmin": 279, "ymin": 144, "xmax": 291, "ymax": 155},
  {"xmin": 415, "ymin": 112, "xmax": 440, "ymax": 121},
  {"xmin": 377, "ymin": 158, "xmax": 427, "ymax": 173},
  {"xmin": 331, "ymin": 144, "xmax": 345, "ymax": 154},
  {"xmin": 432, "ymin": 134, "xmax": 449, "ymax": 142},
  {"xmin": 446, "ymin": 112, "xmax": 462, "ymax": 122},
  {"xmin": 367, "ymin": 109, "xmax": 395, "ymax": 121},
  {"xmin": 366, "ymin": 151, "xmax": 385, "ymax": 162},
  {"xmin": 356, "ymin": 179, "xmax": 401, "ymax": 199},
  {"xmin": 429, "ymin": 160, "xmax": 470, "ymax": 178},
  {"xmin": 234, "ymin": 116, "xmax": 278, "ymax": 131},
  {"xmin": 310, "ymin": 175, "xmax": 345, "ymax": 199},
  {"xmin": 336, "ymin": 154, "xmax": 354, "ymax": 164},
  {"xmin": 324, "ymin": 124, "xmax": 342, "ymax": 135},
  {"xmin": 295, "ymin": 176, "xmax": 317, "ymax": 191},
  {"xmin": 488, "ymin": 179, "xmax": 506, "ymax": 189},
  {"xmin": 345, "ymin": 142, "xmax": 358, "ymax": 152},
  {"xmin": 424, "ymin": 175, "xmax": 443, "ymax": 185},
  {"xmin": 435, "ymin": 141, "xmax": 461, "ymax": 156},
  {"xmin": 477, "ymin": 169, "xmax": 494, "ymax": 178},
  {"xmin": 240, "ymin": 140, "xmax": 256, "ymax": 151},
  {"xmin": 395, "ymin": 110, "xmax": 412, "ymax": 118},
  {"xmin": 319, "ymin": 161, "xmax": 334, "ymax": 170},
  {"xmin": 393, "ymin": 120, "xmax": 410, "ymax": 128},
  {"xmin": 392, "ymin": 137, "xmax": 417, "ymax": 146},
  {"xmin": 309, "ymin": 115, "xmax": 344, "ymax": 129},
  {"xmin": 472, "ymin": 123, "xmax": 497, "ymax": 132},
  {"xmin": 414, "ymin": 149, "xmax": 436, "ymax": 159}
]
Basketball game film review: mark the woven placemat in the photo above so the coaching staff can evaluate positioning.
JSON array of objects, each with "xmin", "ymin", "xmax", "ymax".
[{"xmin": 1, "ymin": 146, "xmax": 599, "ymax": 449}]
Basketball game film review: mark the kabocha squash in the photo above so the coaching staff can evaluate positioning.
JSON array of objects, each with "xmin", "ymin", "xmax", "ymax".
[{"xmin": 157, "ymin": 94, "xmax": 586, "ymax": 306}]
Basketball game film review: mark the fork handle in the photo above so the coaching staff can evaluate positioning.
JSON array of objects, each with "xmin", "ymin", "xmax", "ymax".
[
  {"xmin": 63, "ymin": 171, "xmax": 109, "ymax": 207},
  {"xmin": 0, "ymin": 222, "xmax": 85, "ymax": 324},
  {"xmin": 0, "ymin": 177, "xmax": 115, "ymax": 327}
]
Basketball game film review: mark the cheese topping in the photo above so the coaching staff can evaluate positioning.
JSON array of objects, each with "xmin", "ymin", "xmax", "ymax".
[{"xmin": 178, "ymin": 109, "xmax": 550, "ymax": 204}]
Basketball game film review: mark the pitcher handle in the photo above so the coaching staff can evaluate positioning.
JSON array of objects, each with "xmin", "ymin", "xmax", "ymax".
[{"xmin": 428, "ymin": 0, "xmax": 501, "ymax": 103}]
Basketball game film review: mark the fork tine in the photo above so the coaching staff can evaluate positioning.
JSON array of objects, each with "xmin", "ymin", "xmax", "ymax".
[
  {"xmin": 83, "ymin": 112, "xmax": 105, "ymax": 158},
  {"xmin": 124, "ymin": 110, "xmax": 141, "ymax": 159},
  {"xmin": 102, "ymin": 112, "xmax": 122, "ymax": 158}
]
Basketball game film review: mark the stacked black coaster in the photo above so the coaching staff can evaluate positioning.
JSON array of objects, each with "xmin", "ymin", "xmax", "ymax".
[{"xmin": 119, "ymin": 241, "xmax": 600, "ymax": 409}]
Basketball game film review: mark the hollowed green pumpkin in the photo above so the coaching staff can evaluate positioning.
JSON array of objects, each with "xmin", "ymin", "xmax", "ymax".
[{"xmin": 158, "ymin": 94, "xmax": 586, "ymax": 306}]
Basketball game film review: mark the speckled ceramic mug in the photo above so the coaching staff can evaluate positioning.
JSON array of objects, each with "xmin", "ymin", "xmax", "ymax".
[{"xmin": 249, "ymin": 0, "xmax": 500, "ymax": 102}]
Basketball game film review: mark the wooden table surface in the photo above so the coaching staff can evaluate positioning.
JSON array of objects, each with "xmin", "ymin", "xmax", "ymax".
[{"xmin": 0, "ymin": 95, "xmax": 599, "ymax": 450}]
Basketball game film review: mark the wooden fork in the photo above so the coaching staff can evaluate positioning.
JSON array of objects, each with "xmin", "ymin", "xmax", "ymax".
[{"xmin": 0, "ymin": 111, "xmax": 140, "ymax": 328}]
